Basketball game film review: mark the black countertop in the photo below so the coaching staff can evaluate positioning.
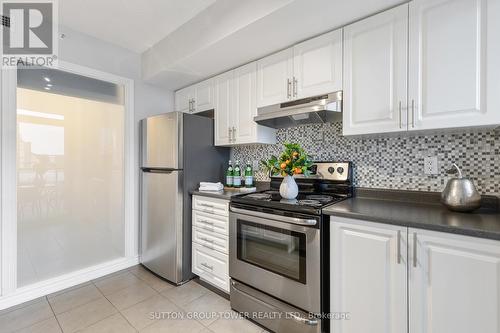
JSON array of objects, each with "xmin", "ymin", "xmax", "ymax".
[{"xmin": 323, "ymin": 188, "xmax": 500, "ymax": 240}]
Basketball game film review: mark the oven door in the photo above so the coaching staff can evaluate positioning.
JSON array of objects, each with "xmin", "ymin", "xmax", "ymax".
[{"xmin": 229, "ymin": 206, "xmax": 321, "ymax": 313}]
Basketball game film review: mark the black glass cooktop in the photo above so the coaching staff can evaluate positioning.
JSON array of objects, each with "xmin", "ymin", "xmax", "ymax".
[
  {"xmin": 231, "ymin": 190, "xmax": 349, "ymax": 215},
  {"xmin": 243, "ymin": 191, "xmax": 342, "ymax": 207}
]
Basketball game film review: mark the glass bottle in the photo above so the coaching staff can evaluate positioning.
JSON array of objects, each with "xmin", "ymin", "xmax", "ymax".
[
  {"xmin": 226, "ymin": 160, "xmax": 234, "ymax": 188},
  {"xmin": 233, "ymin": 161, "xmax": 241, "ymax": 188},
  {"xmin": 245, "ymin": 161, "xmax": 254, "ymax": 188}
]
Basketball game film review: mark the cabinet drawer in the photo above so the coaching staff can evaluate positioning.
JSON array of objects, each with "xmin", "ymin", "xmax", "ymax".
[
  {"xmin": 192, "ymin": 210, "xmax": 228, "ymax": 236},
  {"xmin": 192, "ymin": 243, "xmax": 229, "ymax": 292},
  {"xmin": 193, "ymin": 196, "xmax": 229, "ymax": 216},
  {"xmin": 192, "ymin": 227, "xmax": 228, "ymax": 254}
]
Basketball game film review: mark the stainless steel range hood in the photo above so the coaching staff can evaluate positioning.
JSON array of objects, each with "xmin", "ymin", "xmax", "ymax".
[{"xmin": 254, "ymin": 91, "xmax": 342, "ymax": 129}]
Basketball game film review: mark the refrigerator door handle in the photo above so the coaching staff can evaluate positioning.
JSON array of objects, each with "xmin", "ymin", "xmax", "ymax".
[{"xmin": 141, "ymin": 168, "xmax": 174, "ymax": 174}]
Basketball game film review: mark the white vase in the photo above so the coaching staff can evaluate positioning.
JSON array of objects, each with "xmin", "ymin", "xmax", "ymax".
[{"xmin": 280, "ymin": 175, "xmax": 299, "ymax": 200}]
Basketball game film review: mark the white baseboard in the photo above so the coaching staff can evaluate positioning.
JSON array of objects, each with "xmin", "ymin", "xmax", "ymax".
[{"xmin": 0, "ymin": 256, "xmax": 139, "ymax": 310}]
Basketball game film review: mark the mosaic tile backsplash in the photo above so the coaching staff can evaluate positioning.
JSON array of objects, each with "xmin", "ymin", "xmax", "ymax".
[{"xmin": 232, "ymin": 122, "xmax": 500, "ymax": 195}]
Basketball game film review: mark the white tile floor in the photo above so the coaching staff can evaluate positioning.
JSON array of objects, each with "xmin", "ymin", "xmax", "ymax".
[{"xmin": 0, "ymin": 265, "xmax": 268, "ymax": 333}]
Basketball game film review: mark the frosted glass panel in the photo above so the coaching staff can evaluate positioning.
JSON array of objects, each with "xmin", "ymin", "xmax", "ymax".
[{"xmin": 16, "ymin": 68, "xmax": 125, "ymax": 287}]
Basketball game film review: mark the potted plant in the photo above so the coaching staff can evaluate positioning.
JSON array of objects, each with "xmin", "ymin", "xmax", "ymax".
[{"xmin": 261, "ymin": 143, "xmax": 313, "ymax": 200}]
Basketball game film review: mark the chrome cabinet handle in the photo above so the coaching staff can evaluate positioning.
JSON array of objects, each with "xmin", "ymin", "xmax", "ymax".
[
  {"xmin": 192, "ymin": 98, "xmax": 195, "ymax": 112},
  {"xmin": 228, "ymin": 127, "xmax": 232, "ymax": 142},
  {"xmin": 412, "ymin": 232, "xmax": 417, "ymax": 267},
  {"xmin": 411, "ymin": 99, "xmax": 415, "ymax": 128},
  {"xmin": 396, "ymin": 230, "xmax": 401, "ymax": 264},
  {"xmin": 200, "ymin": 237, "xmax": 214, "ymax": 243},
  {"xmin": 293, "ymin": 76, "xmax": 298, "ymax": 97},
  {"xmin": 232, "ymin": 126, "xmax": 236, "ymax": 142},
  {"xmin": 199, "ymin": 203, "xmax": 214, "ymax": 208},
  {"xmin": 201, "ymin": 243, "xmax": 214, "ymax": 250},
  {"xmin": 199, "ymin": 219, "xmax": 214, "ymax": 225},
  {"xmin": 201, "ymin": 263, "xmax": 213, "ymax": 270},
  {"xmin": 201, "ymin": 226, "xmax": 215, "ymax": 232},
  {"xmin": 287, "ymin": 78, "xmax": 291, "ymax": 99}
]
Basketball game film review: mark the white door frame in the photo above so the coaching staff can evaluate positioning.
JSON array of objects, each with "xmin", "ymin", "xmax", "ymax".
[{"xmin": 0, "ymin": 61, "xmax": 137, "ymax": 309}]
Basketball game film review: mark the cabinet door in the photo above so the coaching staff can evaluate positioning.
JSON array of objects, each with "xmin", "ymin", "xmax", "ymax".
[
  {"xmin": 214, "ymin": 71, "xmax": 234, "ymax": 146},
  {"xmin": 343, "ymin": 4, "xmax": 408, "ymax": 136},
  {"xmin": 331, "ymin": 217, "xmax": 407, "ymax": 333},
  {"xmin": 293, "ymin": 29, "xmax": 342, "ymax": 98},
  {"xmin": 233, "ymin": 62, "xmax": 257, "ymax": 144},
  {"xmin": 194, "ymin": 78, "xmax": 214, "ymax": 113},
  {"xmin": 409, "ymin": 229, "xmax": 500, "ymax": 333},
  {"xmin": 408, "ymin": 0, "xmax": 500, "ymax": 130},
  {"xmin": 174, "ymin": 86, "xmax": 193, "ymax": 113},
  {"xmin": 256, "ymin": 48, "xmax": 293, "ymax": 107}
]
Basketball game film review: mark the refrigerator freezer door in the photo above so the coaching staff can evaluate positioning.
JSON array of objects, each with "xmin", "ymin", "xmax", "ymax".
[
  {"xmin": 141, "ymin": 169, "xmax": 183, "ymax": 283},
  {"xmin": 141, "ymin": 112, "xmax": 182, "ymax": 169}
]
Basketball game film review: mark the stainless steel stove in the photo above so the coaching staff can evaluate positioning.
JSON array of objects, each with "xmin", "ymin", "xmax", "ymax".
[{"xmin": 229, "ymin": 162, "xmax": 353, "ymax": 333}]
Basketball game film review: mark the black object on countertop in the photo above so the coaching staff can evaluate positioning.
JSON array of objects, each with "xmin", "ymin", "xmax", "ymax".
[{"xmin": 323, "ymin": 188, "xmax": 500, "ymax": 241}]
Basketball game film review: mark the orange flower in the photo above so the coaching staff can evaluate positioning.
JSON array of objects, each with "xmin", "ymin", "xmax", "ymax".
[
  {"xmin": 294, "ymin": 167, "xmax": 302, "ymax": 174},
  {"xmin": 293, "ymin": 151, "xmax": 299, "ymax": 157},
  {"xmin": 280, "ymin": 163, "xmax": 287, "ymax": 169},
  {"xmin": 286, "ymin": 159, "xmax": 291, "ymax": 165}
]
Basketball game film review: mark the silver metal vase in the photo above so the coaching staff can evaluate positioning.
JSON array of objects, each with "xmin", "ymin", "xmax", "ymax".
[{"xmin": 441, "ymin": 163, "xmax": 481, "ymax": 212}]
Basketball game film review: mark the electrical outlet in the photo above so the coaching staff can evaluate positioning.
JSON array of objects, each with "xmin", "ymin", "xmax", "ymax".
[{"xmin": 424, "ymin": 156, "xmax": 439, "ymax": 175}]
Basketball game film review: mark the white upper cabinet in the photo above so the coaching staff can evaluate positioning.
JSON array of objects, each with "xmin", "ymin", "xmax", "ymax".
[
  {"xmin": 343, "ymin": 0, "xmax": 500, "ymax": 135},
  {"xmin": 343, "ymin": 4, "xmax": 408, "ymax": 136},
  {"xmin": 214, "ymin": 71, "xmax": 233, "ymax": 146},
  {"xmin": 233, "ymin": 62, "xmax": 275, "ymax": 145},
  {"xmin": 194, "ymin": 78, "xmax": 215, "ymax": 113},
  {"xmin": 233, "ymin": 63, "xmax": 255, "ymax": 143},
  {"xmin": 409, "ymin": 229, "xmax": 500, "ymax": 333},
  {"xmin": 174, "ymin": 86, "xmax": 195, "ymax": 113},
  {"xmin": 215, "ymin": 63, "xmax": 275, "ymax": 146},
  {"xmin": 257, "ymin": 29, "xmax": 343, "ymax": 108},
  {"xmin": 408, "ymin": 0, "xmax": 500, "ymax": 130},
  {"xmin": 175, "ymin": 79, "xmax": 214, "ymax": 113},
  {"xmin": 256, "ymin": 48, "xmax": 293, "ymax": 108},
  {"xmin": 293, "ymin": 29, "xmax": 343, "ymax": 99},
  {"xmin": 331, "ymin": 217, "xmax": 407, "ymax": 333}
]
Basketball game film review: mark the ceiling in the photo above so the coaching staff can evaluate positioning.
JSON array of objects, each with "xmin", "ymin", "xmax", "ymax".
[
  {"xmin": 59, "ymin": 0, "xmax": 216, "ymax": 53},
  {"xmin": 59, "ymin": 0, "xmax": 406, "ymax": 90}
]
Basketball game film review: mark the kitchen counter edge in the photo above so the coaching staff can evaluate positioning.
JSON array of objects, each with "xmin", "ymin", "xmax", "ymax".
[{"xmin": 323, "ymin": 188, "xmax": 500, "ymax": 241}]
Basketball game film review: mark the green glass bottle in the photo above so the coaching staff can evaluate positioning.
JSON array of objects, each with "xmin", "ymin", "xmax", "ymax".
[
  {"xmin": 226, "ymin": 160, "xmax": 234, "ymax": 188},
  {"xmin": 233, "ymin": 161, "xmax": 241, "ymax": 188},
  {"xmin": 245, "ymin": 161, "xmax": 254, "ymax": 188}
]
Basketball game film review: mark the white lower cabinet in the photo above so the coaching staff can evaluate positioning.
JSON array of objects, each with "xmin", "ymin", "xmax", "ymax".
[
  {"xmin": 331, "ymin": 217, "xmax": 500, "ymax": 333},
  {"xmin": 192, "ymin": 243, "xmax": 229, "ymax": 292},
  {"xmin": 330, "ymin": 217, "xmax": 407, "ymax": 333},
  {"xmin": 192, "ymin": 195, "xmax": 230, "ymax": 293},
  {"xmin": 409, "ymin": 228, "xmax": 500, "ymax": 333}
]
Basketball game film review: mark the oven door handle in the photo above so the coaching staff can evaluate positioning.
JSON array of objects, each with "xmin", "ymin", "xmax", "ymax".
[
  {"xmin": 230, "ymin": 207, "xmax": 317, "ymax": 226},
  {"xmin": 231, "ymin": 280, "xmax": 319, "ymax": 326}
]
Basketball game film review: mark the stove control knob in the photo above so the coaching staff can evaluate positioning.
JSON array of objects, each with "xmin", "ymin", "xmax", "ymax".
[
  {"xmin": 328, "ymin": 167, "xmax": 335, "ymax": 174},
  {"xmin": 337, "ymin": 167, "xmax": 345, "ymax": 174}
]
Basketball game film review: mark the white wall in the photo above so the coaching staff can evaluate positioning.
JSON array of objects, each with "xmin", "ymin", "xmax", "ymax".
[{"xmin": 53, "ymin": 26, "xmax": 173, "ymax": 255}]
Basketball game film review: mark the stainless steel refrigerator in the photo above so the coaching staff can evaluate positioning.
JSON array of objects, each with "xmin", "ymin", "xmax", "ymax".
[{"xmin": 140, "ymin": 112, "xmax": 229, "ymax": 284}]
